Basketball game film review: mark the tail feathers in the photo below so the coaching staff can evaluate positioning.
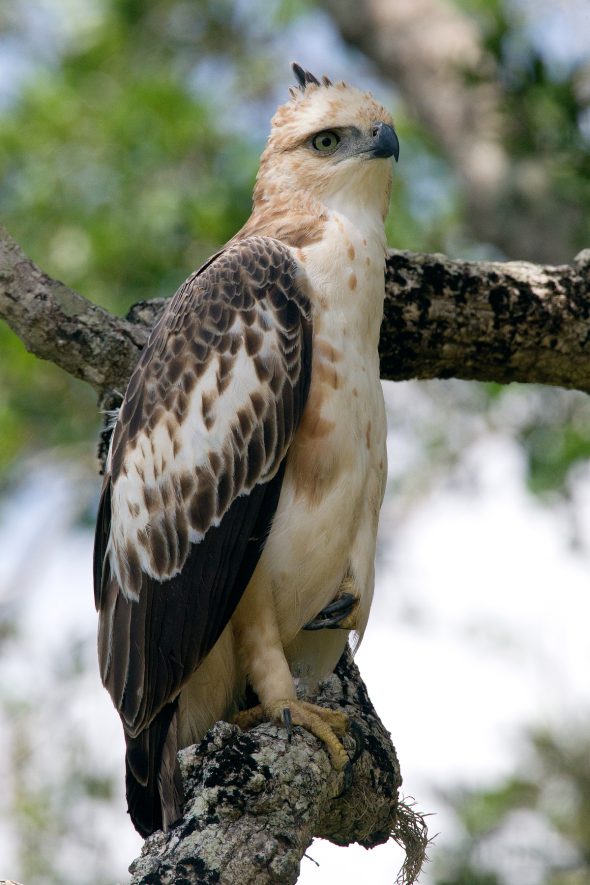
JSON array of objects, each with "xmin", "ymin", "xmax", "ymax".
[
  {"xmin": 159, "ymin": 711, "xmax": 185, "ymax": 833},
  {"xmin": 125, "ymin": 700, "xmax": 184, "ymax": 838}
]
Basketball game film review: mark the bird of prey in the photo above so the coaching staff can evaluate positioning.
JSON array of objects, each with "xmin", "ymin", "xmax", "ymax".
[{"xmin": 94, "ymin": 62, "xmax": 399, "ymax": 837}]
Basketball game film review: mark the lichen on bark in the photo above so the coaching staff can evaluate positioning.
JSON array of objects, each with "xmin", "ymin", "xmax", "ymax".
[
  {"xmin": 3, "ymin": 225, "xmax": 589, "ymax": 403},
  {"xmin": 128, "ymin": 652, "xmax": 428, "ymax": 885},
  {"xmin": 1, "ymin": 224, "xmax": 588, "ymax": 882}
]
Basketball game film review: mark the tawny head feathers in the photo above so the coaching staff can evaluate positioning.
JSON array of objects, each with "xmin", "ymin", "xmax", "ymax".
[{"xmin": 252, "ymin": 64, "xmax": 398, "ymax": 220}]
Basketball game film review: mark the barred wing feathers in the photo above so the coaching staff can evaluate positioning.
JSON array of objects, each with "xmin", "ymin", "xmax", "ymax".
[{"xmin": 93, "ymin": 237, "xmax": 312, "ymax": 834}]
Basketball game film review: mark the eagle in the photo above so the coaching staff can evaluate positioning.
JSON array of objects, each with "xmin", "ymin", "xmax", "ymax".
[{"xmin": 94, "ymin": 63, "xmax": 399, "ymax": 837}]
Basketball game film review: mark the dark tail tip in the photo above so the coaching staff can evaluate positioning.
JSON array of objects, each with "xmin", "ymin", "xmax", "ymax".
[
  {"xmin": 126, "ymin": 757, "xmax": 163, "ymax": 838},
  {"xmin": 125, "ymin": 700, "xmax": 183, "ymax": 838}
]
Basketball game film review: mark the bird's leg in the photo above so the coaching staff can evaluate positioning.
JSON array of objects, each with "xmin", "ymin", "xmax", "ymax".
[
  {"xmin": 232, "ymin": 580, "xmax": 350, "ymax": 772},
  {"xmin": 304, "ymin": 572, "xmax": 360, "ymax": 631},
  {"xmin": 235, "ymin": 699, "xmax": 350, "ymax": 770}
]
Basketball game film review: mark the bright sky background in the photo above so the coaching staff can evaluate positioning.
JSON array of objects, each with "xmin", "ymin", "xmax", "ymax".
[
  {"xmin": 1, "ymin": 1, "xmax": 590, "ymax": 882},
  {"xmin": 2, "ymin": 381, "xmax": 590, "ymax": 883}
]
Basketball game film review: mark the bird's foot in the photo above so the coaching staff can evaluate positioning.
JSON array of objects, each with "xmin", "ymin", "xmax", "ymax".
[
  {"xmin": 303, "ymin": 592, "xmax": 360, "ymax": 631},
  {"xmin": 234, "ymin": 699, "xmax": 350, "ymax": 771}
]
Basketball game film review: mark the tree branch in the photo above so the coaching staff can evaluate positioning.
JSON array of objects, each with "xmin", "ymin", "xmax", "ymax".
[
  {"xmin": 128, "ymin": 652, "xmax": 428, "ymax": 885},
  {"xmin": 381, "ymin": 248, "xmax": 590, "ymax": 393},
  {"xmin": 0, "ymin": 225, "xmax": 148, "ymax": 394},
  {"xmin": 1, "ymin": 224, "xmax": 588, "ymax": 879},
  {"xmin": 2, "ymin": 225, "xmax": 589, "ymax": 397}
]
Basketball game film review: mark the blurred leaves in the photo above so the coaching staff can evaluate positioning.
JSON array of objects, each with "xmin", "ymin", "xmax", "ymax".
[
  {"xmin": 462, "ymin": 0, "xmax": 590, "ymax": 256},
  {"xmin": 0, "ymin": 0, "xmax": 265, "ymax": 477},
  {"xmin": 1, "ymin": 4, "xmax": 590, "ymax": 879},
  {"xmin": 8, "ymin": 683, "xmax": 124, "ymax": 885},
  {"xmin": 434, "ymin": 729, "xmax": 590, "ymax": 884},
  {"xmin": 0, "ymin": 331, "xmax": 97, "ymax": 475},
  {"xmin": 0, "ymin": 40, "xmax": 258, "ymax": 305}
]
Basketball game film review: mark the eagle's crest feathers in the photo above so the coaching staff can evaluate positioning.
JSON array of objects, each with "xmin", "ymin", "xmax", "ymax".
[
  {"xmin": 94, "ymin": 62, "xmax": 396, "ymax": 838},
  {"xmin": 245, "ymin": 67, "xmax": 395, "ymax": 229}
]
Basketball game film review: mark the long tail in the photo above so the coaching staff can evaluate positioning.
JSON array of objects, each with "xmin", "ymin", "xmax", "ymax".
[{"xmin": 124, "ymin": 699, "xmax": 184, "ymax": 838}]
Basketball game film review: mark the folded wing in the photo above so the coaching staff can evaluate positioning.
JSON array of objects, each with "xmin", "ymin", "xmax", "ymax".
[{"xmin": 93, "ymin": 236, "xmax": 312, "ymax": 834}]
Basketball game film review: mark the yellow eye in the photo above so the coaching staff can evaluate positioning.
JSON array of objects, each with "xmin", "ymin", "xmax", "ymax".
[{"xmin": 311, "ymin": 130, "xmax": 341, "ymax": 152}]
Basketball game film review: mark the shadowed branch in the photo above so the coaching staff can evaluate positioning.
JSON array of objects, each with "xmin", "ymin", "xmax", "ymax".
[
  {"xmin": 128, "ymin": 652, "xmax": 429, "ymax": 885},
  {"xmin": 2, "ymin": 226, "xmax": 589, "ymax": 399},
  {"xmin": 1, "ymin": 223, "xmax": 588, "ymax": 881}
]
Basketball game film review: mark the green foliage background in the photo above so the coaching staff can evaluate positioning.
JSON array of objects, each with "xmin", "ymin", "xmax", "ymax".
[
  {"xmin": 1, "ymin": 1, "xmax": 590, "ymax": 883},
  {"xmin": 0, "ymin": 0, "xmax": 466, "ymax": 479},
  {"xmin": 2, "ymin": 0, "xmax": 590, "ymax": 492},
  {"xmin": 0, "ymin": 0, "xmax": 266, "ymax": 473}
]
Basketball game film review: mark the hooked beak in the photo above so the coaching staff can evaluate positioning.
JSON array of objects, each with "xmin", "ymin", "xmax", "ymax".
[{"xmin": 370, "ymin": 121, "xmax": 400, "ymax": 161}]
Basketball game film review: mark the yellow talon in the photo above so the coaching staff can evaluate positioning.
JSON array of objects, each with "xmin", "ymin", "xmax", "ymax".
[{"xmin": 234, "ymin": 699, "xmax": 350, "ymax": 770}]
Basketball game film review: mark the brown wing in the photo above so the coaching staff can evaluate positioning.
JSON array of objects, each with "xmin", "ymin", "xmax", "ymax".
[{"xmin": 93, "ymin": 236, "xmax": 312, "ymax": 833}]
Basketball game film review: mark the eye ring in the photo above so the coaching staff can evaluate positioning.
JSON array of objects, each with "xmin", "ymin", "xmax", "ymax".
[{"xmin": 311, "ymin": 130, "xmax": 341, "ymax": 153}]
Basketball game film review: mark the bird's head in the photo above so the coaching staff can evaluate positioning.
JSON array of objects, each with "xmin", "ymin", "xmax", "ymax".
[{"xmin": 253, "ymin": 63, "xmax": 399, "ymax": 221}]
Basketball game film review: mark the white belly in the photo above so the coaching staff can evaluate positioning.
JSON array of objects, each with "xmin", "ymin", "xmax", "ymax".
[
  {"xmin": 255, "ymin": 211, "xmax": 388, "ymax": 681},
  {"xmin": 263, "ymin": 375, "xmax": 386, "ymax": 638},
  {"xmin": 179, "ymin": 208, "xmax": 389, "ymax": 736}
]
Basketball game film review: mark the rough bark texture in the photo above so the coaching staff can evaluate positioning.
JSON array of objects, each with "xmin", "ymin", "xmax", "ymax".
[
  {"xmin": 128, "ymin": 652, "xmax": 427, "ymax": 885},
  {"xmin": 2, "ymin": 225, "xmax": 589, "ymax": 881},
  {"xmin": 381, "ymin": 248, "xmax": 590, "ymax": 393},
  {"xmin": 2, "ymin": 225, "xmax": 590, "ymax": 400},
  {"xmin": 0, "ymin": 225, "xmax": 149, "ymax": 394}
]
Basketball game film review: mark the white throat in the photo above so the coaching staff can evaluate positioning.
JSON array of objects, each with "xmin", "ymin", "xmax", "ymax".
[{"xmin": 321, "ymin": 165, "xmax": 389, "ymax": 248}]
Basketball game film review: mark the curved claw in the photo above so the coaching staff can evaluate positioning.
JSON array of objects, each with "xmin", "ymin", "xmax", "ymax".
[
  {"xmin": 333, "ymin": 721, "xmax": 363, "ymax": 798},
  {"xmin": 348, "ymin": 720, "xmax": 364, "ymax": 765},
  {"xmin": 304, "ymin": 592, "xmax": 358, "ymax": 630},
  {"xmin": 283, "ymin": 707, "xmax": 293, "ymax": 742},
  {"xmin": 235, "ymin": 699, "xmax": 350, "ymax": 771},
  {"xmin": 337, "ymin": 760, "xmax": 354, "ymax": 797}
]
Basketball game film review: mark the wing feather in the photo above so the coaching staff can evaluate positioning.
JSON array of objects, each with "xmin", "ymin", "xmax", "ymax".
[{"xmin": 94, "ymin": 236, "xmax": 311, "ymax": 743}]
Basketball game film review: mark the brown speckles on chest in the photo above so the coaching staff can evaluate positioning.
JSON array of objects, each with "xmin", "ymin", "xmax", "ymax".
[
  {"xmin": 310, "ymin": 337, "xmax": 343, "ymax": 398},
  {"xmin": 288, "ymin": 332, "xmax": 345, "ymax": 504},
  {"xmin": 315, "ymin": 338, "xmax": 342, "ymax": 363},
  {"xmin": 288, "ymin": 432, "xmax": 338, "ymax": 507},
  {"xmin": 316, "ymin": 359, "xmax": 340, "ymax": 390},
  {"xmin": 297, "ymin": 374, "xmax": 336, "ymax": 440}
]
